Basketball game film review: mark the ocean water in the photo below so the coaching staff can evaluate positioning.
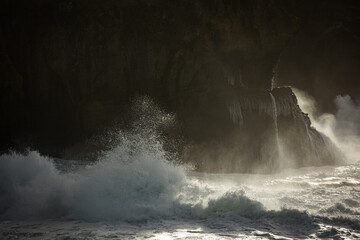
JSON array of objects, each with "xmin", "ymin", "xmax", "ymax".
[
  {"xmin": 1, "ymin": 95, "xmax": 360, "ymax": 239},
  {"xmin": 0, "ymin": 127, "xmax": 359, "ymax": 240}
]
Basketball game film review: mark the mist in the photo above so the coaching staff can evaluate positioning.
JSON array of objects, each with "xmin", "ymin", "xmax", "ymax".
[
  {"xmin": 1, "ymin": 1, "xmax": 360, "ymax": 239},
  {"xmin": 293, "ymin": 88, "xmax": 360, "ymax": 163}
]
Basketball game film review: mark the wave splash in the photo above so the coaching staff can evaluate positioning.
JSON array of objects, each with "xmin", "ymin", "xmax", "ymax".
[
  {"xmin": 0, "ymin": 128, "xmax": 187, "ymax": 220},
  {"xmin": 1, "ymin": 134, "xmax": 360, "ymax": 235},
  {"xmin": 1, "ymin": 131, "xmax": 276, "ymax": 222},
  {"xmin": 0, "ymin": 122, "xmax": 312, "ymax": 223},
  {"xmin": 1, "ymin": 97, "xmax": 359, "ymax": 237},
  {"xmin": 0, "ymin": 146, "xmax": 314, "ymax": 224}
]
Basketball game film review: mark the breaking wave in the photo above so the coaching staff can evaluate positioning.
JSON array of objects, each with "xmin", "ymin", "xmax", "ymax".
[
  {"xmin": 0, "ymin": 128, "xmax": 186, "ymax": 220},
  {"xmin": 0, "ymin": 127, "xmax": 315, "ymax": 224},
  {"xmin": 0, "ymin": 97, "xmax": 359, "ymax": 237},
  {"xmin": 1, "ymin": 135, "xmax": 359, "ymax": 233}
]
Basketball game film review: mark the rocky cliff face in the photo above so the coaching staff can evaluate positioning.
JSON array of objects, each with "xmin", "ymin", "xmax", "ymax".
[
  {"xmin": 181, "ymin": 84, "xmax": 340, "ymax": 173},
  {"xmin": 0, "ymin": 0, "xmax": 355, "ymax": 172}
]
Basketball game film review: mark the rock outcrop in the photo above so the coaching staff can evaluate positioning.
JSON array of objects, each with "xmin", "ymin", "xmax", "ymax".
[
  {"xmin": 181, "ymin": 83, "xmax": 340, "ymax": 173},
  {"xmin": 0, "ymin": 0, "xmax": 355, "ymax": 172}
]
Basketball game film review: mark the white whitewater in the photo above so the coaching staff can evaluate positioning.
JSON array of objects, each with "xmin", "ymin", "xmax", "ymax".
[
  {"xmin": 1, "ymin": 149, "xmax": 359, "ymax": 239},
  {"xmin": 0, "ymin": 96, "xmax": 359, "ymax": 239},
  {"xmin": 293, "ymin": 88, "xmax": 360, "ymax": 163},
  {"xmin": 269, "ymin": 93, "xmax": 282, "ymax": 161},
  {"xmin": 303, "ymin": 116, "xmax": 313, "ymax": 145},
  {"xmin": 300, "ymin": 113, "xmax": 317, "ymax": 158}
]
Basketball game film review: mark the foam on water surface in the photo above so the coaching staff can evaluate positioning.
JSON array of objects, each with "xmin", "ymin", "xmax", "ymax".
[
  {"xmin": 1, "ymin": 135, "xmax": 360, "ymax": 239},
  {"xmin": 1, "ymin": 96, "xmax": 360, "ymax": 239}
]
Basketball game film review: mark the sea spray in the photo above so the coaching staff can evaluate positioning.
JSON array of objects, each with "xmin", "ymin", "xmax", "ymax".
[
  {"xmin": 0, "ymin": 113, "xmax": 310, "ymax": 222},
  {"xmin": 1, "ymin": 141, "xmax": 360, "ymax": 238},
  {"xmin": 0, "ymin": 148, "xmax": 281, "ymax": 221},
  {"xmin": 0, "ymin": 151, "xmax": 67, "ymax": 219},
  {"xmin": 269, "ymin": 93, "xmax": 283, "ymax": 163},
  {"xmin": 293, "ymin": 88, "xmax": 359, "ymax": 163},
  {"xmin": 1, "ymin": 95, "xmax": 358, "ymax": 239},
  {"xmin": 0, "ymin": 131, "xmax": 186, "ymax": 220},
  {"xmin": 0, "ymin": 97, "xmax": 188, "ymax": 220},
  {"xmin": 299, "ymin": 113, "xmax": 319, "ymax": 161}
]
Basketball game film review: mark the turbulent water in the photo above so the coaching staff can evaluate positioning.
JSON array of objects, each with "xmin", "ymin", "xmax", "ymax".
[
  {"xmin": 1, "ymin": 97, "xmax": 360, "ymax": 239},
  {"xmin": 1, "ymin": 134, "xmax": 360, "ymax": 239}
]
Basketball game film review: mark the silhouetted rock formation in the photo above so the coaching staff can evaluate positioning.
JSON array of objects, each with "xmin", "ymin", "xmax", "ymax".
[
  {"xmin": 0, "ymin": 0, "xmax": 355, "ymax": 171},
  {"xmin": 182, "ymin": 86, "xmax": 340, "ymax": 173}
]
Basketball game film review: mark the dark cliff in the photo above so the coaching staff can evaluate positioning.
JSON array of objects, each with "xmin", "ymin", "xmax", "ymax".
[{"xmin": 0, "ymin": 0, "xmax": 357, "ymax": 172}]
